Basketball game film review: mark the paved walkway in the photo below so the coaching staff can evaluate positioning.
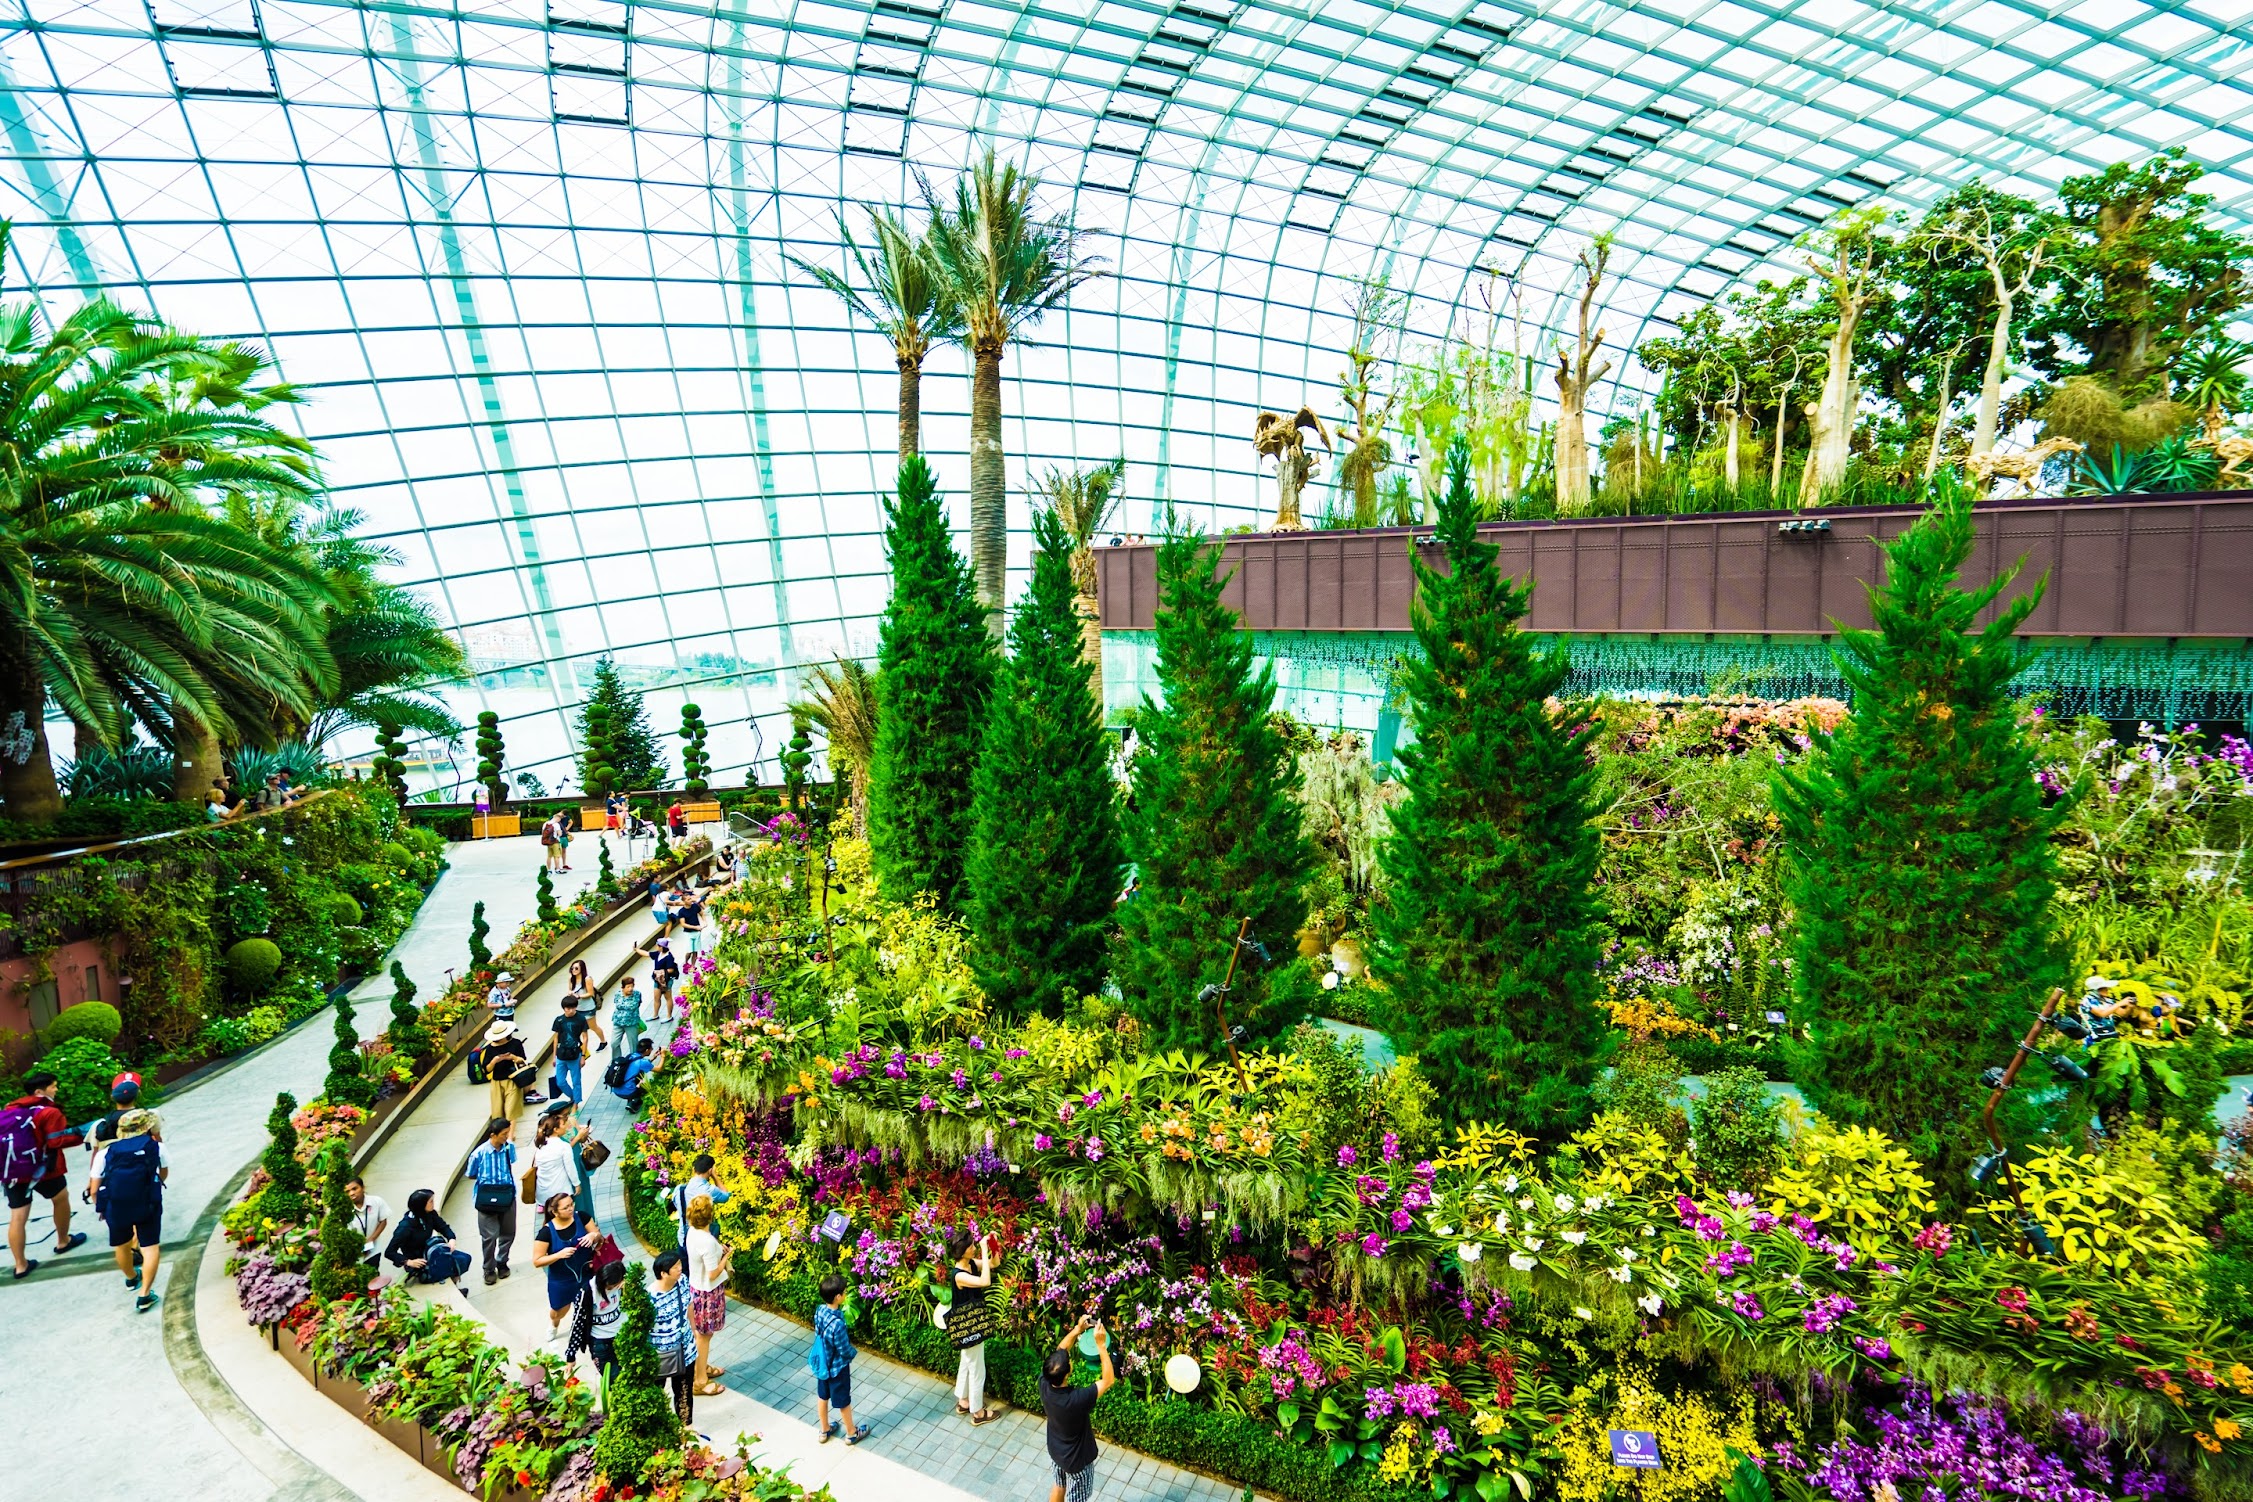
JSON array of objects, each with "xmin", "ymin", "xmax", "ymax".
[{"xmin": 0, "ymin": 832, "xmax": 594, "ymax": 1502}]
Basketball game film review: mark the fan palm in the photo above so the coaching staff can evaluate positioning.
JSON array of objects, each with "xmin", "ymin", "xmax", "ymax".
[
  {"xmin": 1035, "ymin": 457, "xmax": 1125, "ymax": 705},
  {"xmin": 0, "ymin": 249, "xmax": 335, "ymax": 821},
  {"xmin": 922, "ymin": 149, "xmax": 1104, "ymax": 635},
  {"xmin": 788, "ymin": 208, "xmax": 961, "ymax": 461},
  {"xmin": 791, "ymin": 657, "xmax": 878, "ymax": 838}
]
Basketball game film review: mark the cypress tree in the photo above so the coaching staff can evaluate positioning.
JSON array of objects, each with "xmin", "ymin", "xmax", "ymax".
[
  {"xmin": 1115, "ymin": 531, "xmax": 1313, "ymax": 1052},
  {"xmin": 324, "ymin": 993, "xmax": 375, "ymax": 1107},
  {"xmin": 535, "ymin": 863, "xmax": 559, "ymax": 923},
  {"xmin": 1373, "ymin": 437, "xmax": 1609, "ymax": 1136},
  {"xmin": 385, "ymin": 960, "xmax": 431, "ymax": 1068},
  {"xmin": 308, "ymin": 1141, "xmax": 366, "ymax": 1302},
  {"xmin": 467, "ymin": 899, "xmax": 492, "ymax": 971},
  {"xmin": 966, "ymin": 507, "xmax": 1124, "ymax": 1015},
  {"xmin": 1774, "ymin": 479, "xmax": 2072, "ymax": 1174},
  {"xmin": 261, "ymin": 1091, "xmax": 308, "ymax": 1225},
  {"xmin": 590, "ymin": 1265, "xmax": 681, "ymax": 1483},
  {"xmin": 578, "ymin": 657, "xmax": 665, "ymax": 792},
  {"xmin": 867, "ymin": 454, "xmax": 994, "ymax": 913}
]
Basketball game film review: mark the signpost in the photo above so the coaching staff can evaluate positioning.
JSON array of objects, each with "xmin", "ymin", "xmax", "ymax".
[{"xmin": 1608, "ymin": 1430, "xmax": 1662, "ymax": 1470}]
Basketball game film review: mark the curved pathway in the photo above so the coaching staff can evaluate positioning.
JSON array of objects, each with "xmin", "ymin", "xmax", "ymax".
[{"xmin": 0, "ymin": 834, "xmax": 596, "ymax": 1502}]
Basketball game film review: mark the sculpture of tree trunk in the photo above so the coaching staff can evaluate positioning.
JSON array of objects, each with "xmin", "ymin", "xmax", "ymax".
[
  {"xmin": 171, "ymin": 712, "xmax": 225, "ymax": 805},
  {"xmin": 1253, "ymin": 408, "xmax": 1333, "ymax": 532},
  {"xmin": 1799, "ymin": 210, "xmax": 1890, "ymax": 507},
  {"xmin": 1553, "ymin": 235, "xmax": 1613, "ymax": 514}
]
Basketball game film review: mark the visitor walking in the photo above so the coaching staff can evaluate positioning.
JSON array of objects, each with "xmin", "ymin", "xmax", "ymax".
[
  {"xmin": 480, "ymin": 1022, "xmax": 528, "ymax": 1125},
  {"xmin": 609, "ymin": 975, "xmax": 646, "ymax": 1062},
  {"xmin": 684, "ymin": 1194, "xmax": 730, "ymax": 1396},
  {"xmin": 487, "ymin": 970, "xmax": 518, "ymax": 1025},
  {"xmin": 555, "ymin": 814, "xmax": 574, "ymax": 872},
  {"xmin": 672, "ymin": 1154, "xmax": 731, "ymax": 1246},
  {"xmin": 532, "ymin": 1190, "xmax": 599, "ymax": 1341},
  {"xmin": 946, "ymin": 1231, "xmax": 997, "ymax": 1423},
  {"xmin": 650, "ymin": 881, "xmax": 674, "ymax": 940},
  {"xmin": 606, "ymin": 790, "xmax": 624, "ymax": 834},
  {"xmin": 549, "ymin": 993, "xmax": 606, "ymax": 1105},
  {"xmin": 564, "ymin": 958, "xmax": 595, "ymax": 1010},
  {"xmin": 667, "ymin": 799, "xmax": 687, "ymax": 841},
  {"xmin": 1041, "ymin": 1316, "xmax": 1115, "ymax": 1502},
  {"xmin": 579, "ymin": 1260, "xmax": 627, "ymax": 1377},
  {"xmin": 650, "ymin": 1248, "xmax": 699, "ymax": 1425},
  {"xmin": 811, "ymin": 1272, "xmax": 869, "ymax": 1443},
  {"xmin": 4, "ymin": 1070, "xmax": 87, "ymax": 1279},
  {"xmin": 612, "ymin": 1038, "xmax": 656, "ymax": 1111},
  {"xmin": 83, "ymin": 1081, "xmax": 149, "ymax": 1284},
  {"xmin": 91, "ymin": 1107, "xmax": 165, "ymax": 1311},
  {"xmin": 465, "ymin": 1116, "xmax": 518, "ymax": 1284},
  {"xmin": 541, "ymin": 814, "xmax": 562, "ymax": 872},
  {"xmin": 650, "ymin": 940, "xmax": 680, "ymax": 1022},
  {"xmin": 384, "ymin": 1189, "xmax": 472, "ymax": 1290},
  {"xmin": 677, "ymin": 888, "xmax": 705, "ymax": 957},
  {"xmin": 533, "ymin": 1103, "xmax": 586, "ymax": 1209},
  {"xmin": 344, "ymin": 1175, "xmax": 390, "ymax": 1270}
]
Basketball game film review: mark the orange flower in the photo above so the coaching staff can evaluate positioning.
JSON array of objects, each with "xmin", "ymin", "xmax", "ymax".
[{"xmin": 2195, "ymin": 1432, "xmax": 2221, "ymax": 1454}]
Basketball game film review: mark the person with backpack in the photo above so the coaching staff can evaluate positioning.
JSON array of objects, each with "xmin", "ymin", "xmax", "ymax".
[
  {"xmin": 487, "ymin": 970, "xmax": 518, "ymax": 1025},
  {"xmin": 464, "ymin": 1116, "xmax": 519, "ymax": 1284},
  {"xmin": 810, "ymin": 1272, "xmax": 870, "ymax": 1444},
  {"xmin": 550, "ymin": 992, "xmax": 606, "ymax": 1106},
  {"xmin": 384, "ymin": 1188, "xmax": 472, "ymax": 1291},
  {"xmin": 5, "ymin": 1070, "xmax": 88, "ymax": 1279},
  {"xmin": 540, "ymin": 814, "xmax": 561, "ymax": 872},
  {"xmin": 91, "ymin": 1107, "xmax": 165, "ymax": 1312},
  {"xmin": 612, "ymin": 1038, "xmax": 657, "ymax": 1111}
]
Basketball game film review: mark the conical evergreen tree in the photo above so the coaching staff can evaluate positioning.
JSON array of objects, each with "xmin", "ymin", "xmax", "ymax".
[
  {"xmin": 261, "ymin": 1091, "xmax": 308, "ymax": 1225},
  {"xmin": 324, "ymin": 993, "xmax": 375, "ymax": 1107},
  {"xmin": 966, "ymin": 507, "xmax": 1123, "ymax": 1015},
  {"xmin": 1115, "ymin": 531, "xmax": 1312, "ymax": 1051},
  {"xmin": 867, "ymin": 454, "xmax": 995, "ymax": 913},
  {"xmin": 384, "ymin": 960, "xmax": 431, "ymax": 1067},
  {"xmin": 577, "ymin": 657, "xmax": 665, "ymax": 792},
  {"xmin": 308, "ymin": 1141, "xmax": 365, "ymax": 1302},
  {"xmin": 590, "ymin": 1265, "xmax": 681, "ymax": 1483},
  {"xmin": 1372, "ymin": 437, "xmax": 1608, "ymax": 1136},
  {"xmin": 1774, "ymin": 478, "xmax": 2072, "ymax": 1174}
]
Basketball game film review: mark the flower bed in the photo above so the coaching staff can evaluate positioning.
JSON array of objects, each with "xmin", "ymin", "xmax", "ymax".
[{"xmin": 600, "ymin": 830, "xmax": 2245, "ymax": 1502}]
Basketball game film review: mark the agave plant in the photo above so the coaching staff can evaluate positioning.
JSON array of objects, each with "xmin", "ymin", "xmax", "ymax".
[
  {"xmin": 59, "ymin": 744, "xmax": 175, "ymax": 801},
  {"xmin": 230, "ymin": 743, "xmax": 330, "ymax": 792}
]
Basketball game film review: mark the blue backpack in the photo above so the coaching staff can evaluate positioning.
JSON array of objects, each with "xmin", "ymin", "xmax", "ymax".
[{"xmin": 100, "ymin": 1133, "xmax": 162, "ymax": 1213}]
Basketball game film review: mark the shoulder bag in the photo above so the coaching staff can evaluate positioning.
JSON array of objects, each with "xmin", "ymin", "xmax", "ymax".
[{"xmin": 578, "ymin": 1137, "xmax": 612, "ymax": 1171}]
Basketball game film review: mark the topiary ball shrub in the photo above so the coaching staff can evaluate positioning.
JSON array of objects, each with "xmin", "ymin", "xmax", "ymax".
[
  {"xmin": 225, "ymin": 937, "xmax": 285, "ymax": 994},
  {"xmin": 322, "ymin": 892, "xmax": 364, "ymax": 927},
  {"xmin": 40, "ymin": 1000, "xmax": 121, "ymax": 1049},
  {"xmin": 378, "ymin": 840, "xmax": 414, "ymax": 871}
]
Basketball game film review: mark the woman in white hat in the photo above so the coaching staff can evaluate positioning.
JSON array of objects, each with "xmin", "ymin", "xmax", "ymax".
[{"xmin": 480, "ymin": 1021, "xmax": 529, "ymax": 1125}]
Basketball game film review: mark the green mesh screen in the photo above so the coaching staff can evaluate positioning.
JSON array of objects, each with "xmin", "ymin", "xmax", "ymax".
[{"xmin": 1101, "ymin": 630, "xmax": 2253, "ymax": 745}]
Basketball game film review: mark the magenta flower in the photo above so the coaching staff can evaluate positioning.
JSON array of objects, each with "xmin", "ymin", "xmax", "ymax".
[
  {"xmin": 918, "ymin": 1094, "xmax": 936, "ymax": 1111},
  {"xmin": 1336, "ymin": 1145, "xmax": 1357, "ymax": 1167},
  {"xmin": 968, "ymin": 1035, "xmax": 985, "ymax": 1050},
  {"xmin": 1389, "ymin": 1208, "xmax": 1413, "ymax": 1234},
  {"xmin": 1034, "ymin": 1133, "xmax": 1053, "ymax": 1150},
  {"xmin": 1361, "ymin": 1232, "xmax": 1387, "ymax": 1258}
]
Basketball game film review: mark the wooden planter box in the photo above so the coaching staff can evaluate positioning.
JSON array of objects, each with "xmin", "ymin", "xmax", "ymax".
[
  {"xmin": 470, "ymin": 813, "xmax": 521, "ymax": 839},
  {"xmin": 579, "ymin": 805, "xmax": 609, "ymax": 832},
  {"xmin": 679, "ymin": 801, "xmax": 724, "ymax": 825}
]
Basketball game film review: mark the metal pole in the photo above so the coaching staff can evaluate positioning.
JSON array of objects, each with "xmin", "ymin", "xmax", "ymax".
[
  {"xmin": 1980, "ymin": 986, "xmax": 2066, "ymax": 1237},
  {"xmin": 1213, "ymin": 916, "xmax": 1252, "ymax": 1086}
]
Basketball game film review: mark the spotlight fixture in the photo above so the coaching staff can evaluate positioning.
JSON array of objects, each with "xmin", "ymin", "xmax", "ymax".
[
  {"xmin": 1981, "ymin": 1065, "xmax": 2009, "ymax": 1090},
  {"xmin": 2018, "ymin": 1214, "xmax": 2059, "ymax": 1258},
  {"xmin": 1777, "ymin": 518, "xmax": 1832, "ymax": 536},
  {"xmin": 1970, "ymin": 1151, "xmax": 2007, "ymax": 1186},
  {"xmin": 2048, "ymin": 1013, "xmax": 2088, "ymax": 1040}
]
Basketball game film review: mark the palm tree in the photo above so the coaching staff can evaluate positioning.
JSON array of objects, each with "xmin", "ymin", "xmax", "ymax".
[
  {"xmin": 922, "ymin": 149, "xmax": 1104, "ymax": 635},
  {"xmin": 2182, "ymin": 339, "xmax": 2251, "ymax": 446},
  {"xmin": 788, "ymin": 208, "xmax": 961, "ymax": 461},
  {"xmin": 791, "ymin": 657, "xmax": 878, "ymax": 838},
  {"xmin": 0, "ymin": 244, "xmax": 335, "ymax": 821},
  {"xmin": 1035, "ymin": 456, "xmax": 1124, "ymax": 707}
]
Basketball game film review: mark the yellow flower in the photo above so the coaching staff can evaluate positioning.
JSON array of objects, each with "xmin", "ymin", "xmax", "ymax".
[
  {"xmin": 2231, "ymin": 1364, "xmax": 2253, "ymax": 1394},
  {"xmin": 2216, "ymin": 1418, "xmax": 2243, "ymax": 1442},
  {"xmin": 2195, "ymin": 1432, "xmax": 2221, "ymax": 1453}
]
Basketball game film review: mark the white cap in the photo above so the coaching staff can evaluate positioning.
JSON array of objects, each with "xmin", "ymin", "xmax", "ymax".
[{"xmin": 495, "ymin": 971, "xmax": 514, "ymax": 983}]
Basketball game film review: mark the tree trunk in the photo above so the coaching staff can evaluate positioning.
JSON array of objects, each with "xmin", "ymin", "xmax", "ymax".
[
  {"xmin": 1723, "ymin": 405, "xmax": 1741, "ymax": 491},
  {"xmin": 1924, "ymin": 361, "xmax": 1957, "ymax": 482},
  {"xmin": 1076, "ymin": 593, "xmax": 1105, "ymax": 713},
  {"xmin": 1771, "ymin": 386, "xmax": 1795, "ymax": 495},
  {"xmin": 897, "ymin": 353, "xmax": 922, "ymax": 461},
  {"xmin": 0, "ymin": 659, "xmax": 64, "ymax": 824},
  {"xmin": 1802, "ymin": 322, "xmax": 1862, "ymax": 506},
  {"xmin": 969, "ymin": 338, "xmax": 1007, "ymax": 638},
  {"xmin": 172, "ymin": 710, "xmax": 225, "ymax": 805},
  {"xmin": 1556, "ymin": 384, "xmax": 1589, "ymax": 512},
  {"xmin": 1972, "ymin": 290, "xmax": 2012, "ymax": 457}
]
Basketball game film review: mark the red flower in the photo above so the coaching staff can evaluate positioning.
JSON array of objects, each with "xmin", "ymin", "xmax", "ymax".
[{"xmin": 516, "ymin": 1472, "xmax": 534, "ymax": 1488}]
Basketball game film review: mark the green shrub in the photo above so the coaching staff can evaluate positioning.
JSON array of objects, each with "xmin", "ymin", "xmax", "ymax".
[
  {"xmin": 377, "ymin": 840, "xmax": 414, "ymax": 871},
  {"xmin": 1691, "ymin": 1066, "xmax": 1787, "ymax": 1190},
  {"xmin": 40, "ymin": 1000, "xmax": 121, "ymax": 1049},
  {"xmin": 590, "ymin": 1265, "xmax": 681, "ymax": 1483},
  {"xmin": 322, "ymin": 892, "xmax": 364, "ymax": 927},
  {"xmin": 242, "ymin": 1005, "xmax": 288, "ymax": 1046},
  {"xmin": 225, "ymin": 937, "xmax": 284, "ymax": 994},
  {"xmin": 201, "ymin": 1015, "xmax": 253, "ymax": 1056},
  {"xmin": 1596, "ymin": 1040, "xmax": 1690, "ymax": 1146},
  {"xmin": 33, "ymin": 1035, "xmax": 131, "ymax": 1122}
]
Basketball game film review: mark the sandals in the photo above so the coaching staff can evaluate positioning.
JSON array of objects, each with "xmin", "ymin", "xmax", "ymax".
[
  {"xmin": 693, "ymin": 1381, "xmax": 726, "ymax": 1396},
  {"xmin": 969, "ymin": 1409, "xmax": 998, "ymax": 1425},
  {"xmin": 54, "ymin": 1231, "xmax": 86, "ymax": 1255},
  {"xmin": 845, "ymin": 1425, "xmax": 872, "ymax": 1446},
  {"xmin": 819, "ymin": 1421, "xmax": 837, "ymax": 1444}
]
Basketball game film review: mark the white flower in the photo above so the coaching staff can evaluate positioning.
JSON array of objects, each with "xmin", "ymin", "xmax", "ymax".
[
  {"xmin": 1503, "ymin": 1175, "xmax": 1520, "ymax": 1193},
  {"xmin": 1517, "ymin": 1197, "xmax": 1535, "ymax": 1211},
  {"xmin": 1637, "ymin": 1292, "xmax": 1664, "ymax": 1316},
  {"xmin": 1493, "ymin": 1211, "xmax": 1511, "ymax": 1234},
  {"xmin": 1641, "ymin": 1226, "xmax": 1656, "ymax": 1238},
  {"xmin": 1609, "ymin": 1266, "xmax": 1634, "ymax": 1283},
  {"xmin": 1509, "ymin": 1253, "xmax": 1537, "ymax": 1272},
  {"xmin": 1584, "ymin": 1194, "xmax": 1608, "ymax": 1212},
  {"xmin": 1616, "ymin": 1248, "xmax": 1636, "ymax": 1263},
  {"xmin": 1573, "ymin": 1306, "xmax": 1595, "ymax": 1321},
  {"xmin": 1320, "ymin": 970, "xmax": 1341, "ymax": 991},
  {"xmin": 1523, "ymin": 1237, "xmax": 1545, "ymax": 1252},
  {"xmin": 1561, "ymin": 1230, "xmax": 1587, "ymax": 1245},
  {"xmin": 1433, "ymin": 1223, "xmax": 1455, "ymax": 1237},
  {"xmin": 1554, "ymin": 1194, "xmax": 1577, "ymax": 1212},
  {"xmin": 1458, "ymin": 1242, "xmax": 1483, "ymax": 1263}
]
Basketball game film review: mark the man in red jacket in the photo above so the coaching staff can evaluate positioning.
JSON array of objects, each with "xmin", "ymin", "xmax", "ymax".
[{"xmin": 5, "ymin": 1071, "xmax": 88, "ymax": 1278}]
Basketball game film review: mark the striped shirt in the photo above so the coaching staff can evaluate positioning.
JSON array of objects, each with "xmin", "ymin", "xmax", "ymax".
[
  {"xmin": 466, "ymin": 1143, "xmax": 517, "ymax": 1187},
  {"xmin": 650, "ymin": 1280, "xmax": 695, "ymax": 1360}
]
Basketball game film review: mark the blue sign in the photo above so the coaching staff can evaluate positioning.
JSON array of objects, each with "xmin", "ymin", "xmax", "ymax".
[
  {"xmin": 1608, "ymin": 1430, "xmax": 1662, "ymax": 1470},
  {"xmin": 818, "ymin": 1210, "xmax": 850, "ymax": 1243},
  {"xmin": 1765, "ymin": 1010, "xmax": 1789, "ymax": 1026}
]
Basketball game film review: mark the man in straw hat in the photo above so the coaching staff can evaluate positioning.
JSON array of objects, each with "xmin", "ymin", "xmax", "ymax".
[
  {"xmin": 92, "ymin": 1107, "xmax": 166, "ymax": 1313},
  {"xmin": 480, "ymin": 1020, "xmax": 530, "ymax": 1125}
]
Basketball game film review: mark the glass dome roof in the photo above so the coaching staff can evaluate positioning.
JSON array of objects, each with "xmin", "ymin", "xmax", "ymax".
[{"xmin": 4, "ymin": 0, "xmax": 2248, "ymax": 792}]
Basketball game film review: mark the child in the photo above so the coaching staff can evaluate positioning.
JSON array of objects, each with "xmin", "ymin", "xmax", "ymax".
[
  {"xmin": 588, "ymin": 1261, "xmax": 627, "ymax": 1377},
  {"xmin": 810, "ymin": 1272, "xmax": 870, "ymax": 1444},
  {"xmin": 649, "ymin": 940, "xmax": 680, "ymax": 1022},
  {"xmin": 487, "ymin": 970, "xmax": 517, "ymax": 1024}
]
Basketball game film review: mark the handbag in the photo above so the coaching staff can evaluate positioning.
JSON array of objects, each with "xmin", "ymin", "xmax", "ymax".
[
  {"xmin": 589, "ymin": 1231, "xmax": 625, "ymax": 1275},
  {"xmin": 519, "ymin": 1162, "xmax": 540, "ymax": 1205},
  {"xmin": 579, "ymin": 1138, "xmax": 612, "ymax": 1171},
  {"xmin": 473, "ymin": 1180, "xmax": 514, "ymax": 1216}
]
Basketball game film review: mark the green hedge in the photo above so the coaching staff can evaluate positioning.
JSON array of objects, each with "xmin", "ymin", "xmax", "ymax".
[{"xmin": 619, "ymin": 1158, "xmax": 1412, "ymax": 1502}]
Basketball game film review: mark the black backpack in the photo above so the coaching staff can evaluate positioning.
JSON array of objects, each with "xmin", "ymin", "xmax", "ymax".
[{"xmin": 604, "ymin": 1051, "xmax": 629, "ymax": 1090}]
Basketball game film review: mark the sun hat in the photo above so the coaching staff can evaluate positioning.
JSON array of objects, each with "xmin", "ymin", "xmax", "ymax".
[
  {"xmin": 495, "ymin": 971, "xmax": 514, "ymax": 983},
  {"xmin": 485, "ymin": 1020, "xmax": 517, "ymax": 1044},
  {"xmin": 117, "ymin": 1108, "xmax": 158, "ymax": 1136}
]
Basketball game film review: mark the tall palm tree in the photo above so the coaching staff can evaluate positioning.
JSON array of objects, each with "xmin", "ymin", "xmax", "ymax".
[
  {"xmin": 788, "ymin": 208, "xmax": 961, "ymax": 461},
  {"xmin": 922, "ymin": 149, "xmax": 1104, "ymax": 636},
  {"xmin": 791, "ymin": 657, "xmax": 878, "ymax": 838},
  {"xmin": 0, "ymin": 243, "xmax": 335, "ymax": 821},
  {"xmin": 1036, "ymin": 457, "xmax": 1124, "ymax": 707}
]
